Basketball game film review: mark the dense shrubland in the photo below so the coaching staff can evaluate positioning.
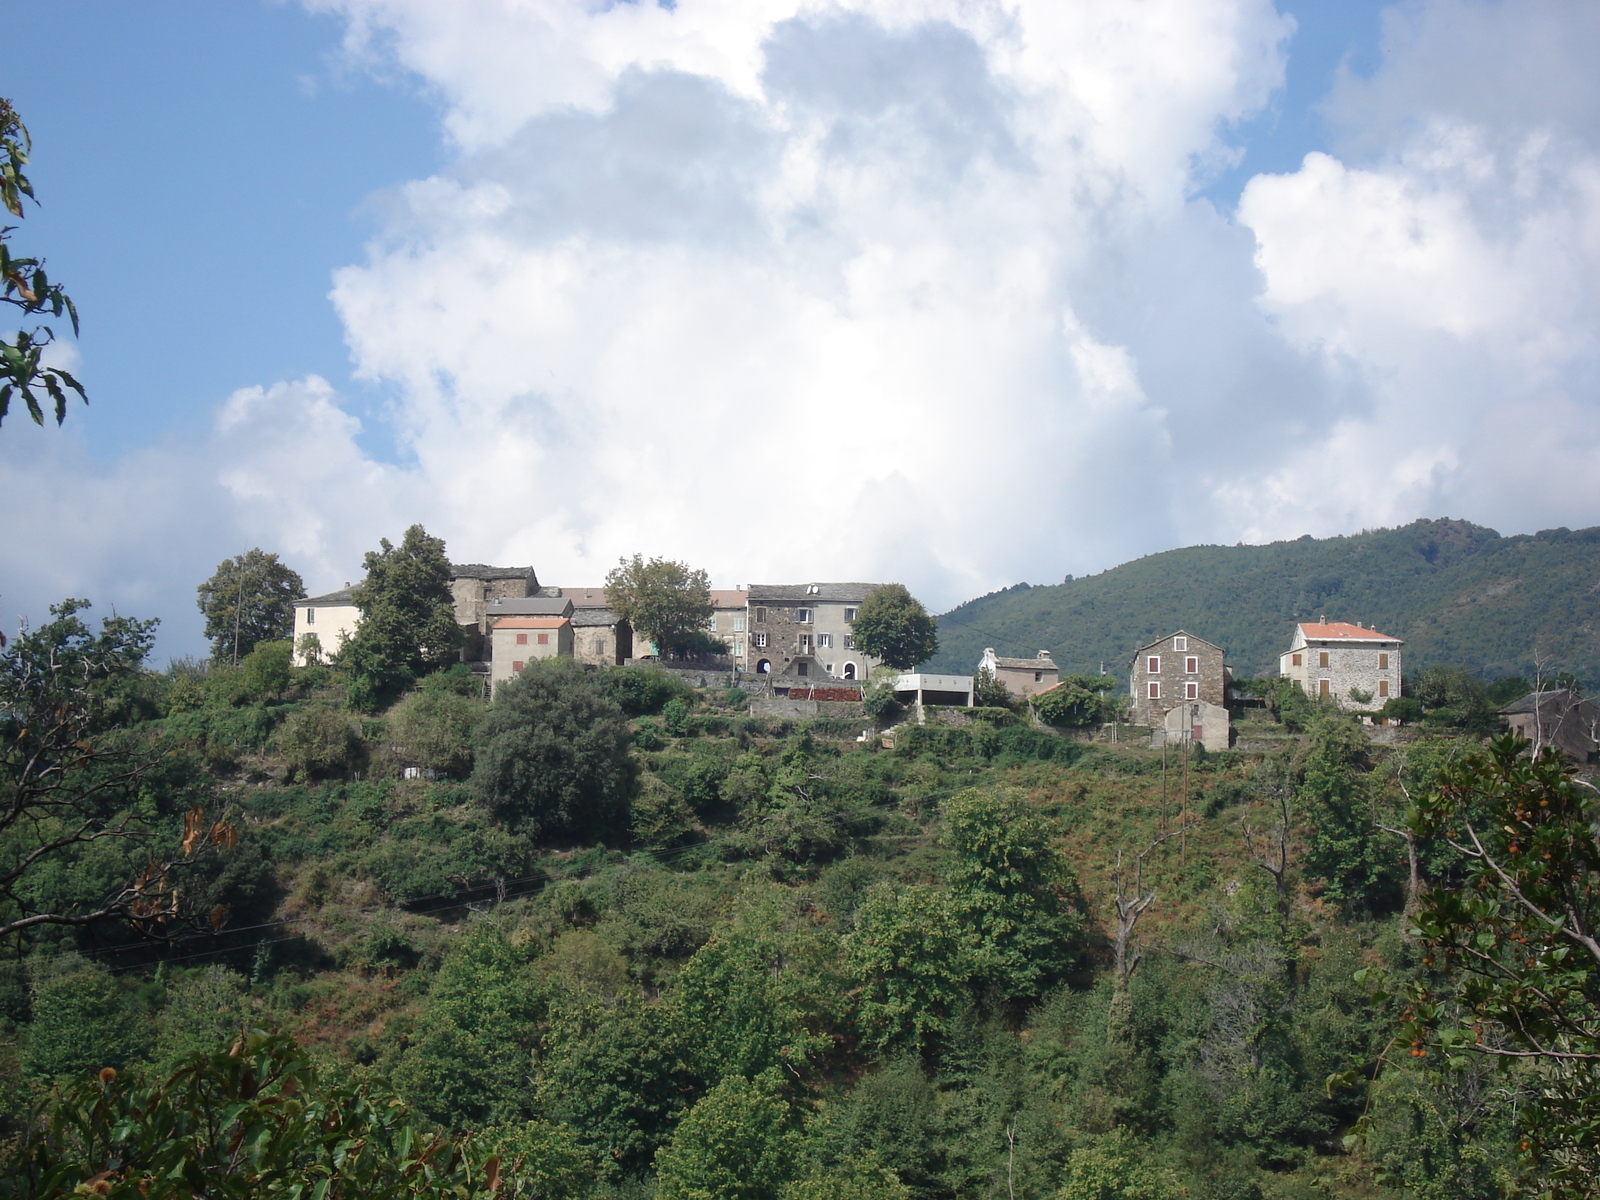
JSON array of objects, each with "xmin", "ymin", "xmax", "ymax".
[{"xmin": 1, "ymin": 604, "xmax": 1589, "ymax": 1198}]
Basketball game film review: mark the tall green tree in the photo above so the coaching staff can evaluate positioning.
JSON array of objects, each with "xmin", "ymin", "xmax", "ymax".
[
  {"xmin": 195, "ymin": 549, "xmax": 305, "ymax": 665},
  {"xmin": 940, "ymin": 786, "xmax": 1084, "ymax": 998},
  {"xmin": 339, "ymin": 525, "xmax": 462, "ymax": 710},
  {"xmin": 604, "ymin": 554, "xmax": 714, "ymax": 661},
  {"xmin": 0, "ymin": 99, "xmax": 85, "ymax": 429},
  {"xmin": 653, "ymin": 1072, "xmax": 799, "ymax": 1200},
  {"xmin": 471, "ymin": 658, "xmax": 637, "ymax": 843},
  {"xmin": 849, "ymin": 585, "xmax": 937, "ymax": 671}
]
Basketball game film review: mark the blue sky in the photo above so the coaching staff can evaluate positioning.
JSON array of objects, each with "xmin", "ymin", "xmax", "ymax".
[{"xmin": 2, "ymin": 0, "xmax": 1597, "ymax": 659}]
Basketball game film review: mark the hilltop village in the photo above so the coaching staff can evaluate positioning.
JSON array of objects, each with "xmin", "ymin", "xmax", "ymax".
[{"xmin": 291, "ymin": 559, "xmax": 1586, "ymax": 762}]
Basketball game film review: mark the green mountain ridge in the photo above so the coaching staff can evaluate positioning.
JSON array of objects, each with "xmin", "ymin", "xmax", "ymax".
[{"xmin": 928, "ymin": 517, "xmax": 1600, "ymax": 685}]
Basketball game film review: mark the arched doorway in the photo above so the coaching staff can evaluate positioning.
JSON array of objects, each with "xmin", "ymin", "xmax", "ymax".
[
  {"xmin": 756, "ymin": 659, "xmax": 771, "ymax": 674},
  {"xmin": 842, "ymin": 662, "xmax": 857, "ymax": 680}
]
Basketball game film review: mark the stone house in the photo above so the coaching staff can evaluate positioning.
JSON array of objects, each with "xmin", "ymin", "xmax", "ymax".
[
  {"xmin": 977, "ymin": 648, "xmax": 1059, "ymax": 699},
  {"xmin": 291, "ymin": 587, "xmax": 359, "ymax": 666},
  {"xmin": 489, "ymin": 616, "xmax": 573, "ymax": 693},
  {"xmin": 450, "ymin": 564, "xmax": 539, "ymax": 662},
  {"xmin": 709, "ymin": 588, "xmax": 749, "ymax": 668},
  {"xmin": 1128, "ymin": 631, "xmax": 1228, "ymax": 725},
  {"xmin": 1500, "ymin": 689, "xmax": 1600, "ymax": 763},
  {"xmin": 1279, "ymin": 621, "xmax": 1403, "ymax": 710},
  {"xmin": 747, "ymin": 583, "xmax": 883, "ymax": 681},
  {"xmin": 571, "ymin": 608, "xmax": 635, "ymax": 667}
]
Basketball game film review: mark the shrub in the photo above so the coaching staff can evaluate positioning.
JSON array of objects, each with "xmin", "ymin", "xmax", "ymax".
[
  {"xmin": 472, "ymin": 659, "xmax": 638, "ymax": 843},
  {"xmin": 597, "ymin": 666, "xmax": 693, "ymax": 717},
  {"xmin": 277, "ymin": 703, "xmax": 363, "ymax": 781},
  {"xmin": 387, "ymin": 676, "xmax": 486, "ymax": 778}
]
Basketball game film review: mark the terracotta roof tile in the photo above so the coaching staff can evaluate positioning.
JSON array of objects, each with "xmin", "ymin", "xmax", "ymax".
[{"xmin": 1298, "ymin": 621, "xmax": 1401, "ymax": 642}]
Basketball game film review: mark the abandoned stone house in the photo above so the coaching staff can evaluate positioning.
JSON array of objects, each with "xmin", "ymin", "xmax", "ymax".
[
  {"xmin": 1128, "ymin": 631, "xmax": 1229, "ymax": 725},
  {"xmin": 977, "ymin": 648, "xmax": 1060, "ymax": 699},
  {"xmin": 1500, "ymin": 689, "xmax": 1600, "ymax": 763},
  {"xmin": 746, "ymin": 583, "xmax": 883, "ymax": 682},
  {"xmin": 1278, "ymin": 621, "xmax": 1403, "ymax": 710}
]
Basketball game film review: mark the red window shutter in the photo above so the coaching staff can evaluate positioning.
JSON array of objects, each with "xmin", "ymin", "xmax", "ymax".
[
  {"xmin": 512, "ymin": 661, "xmax": 524, "ymax": 672},
  {"xmin": 1186, "ymin": 656, "xmax": 1198, "ymax": 674},
  {"xmin": 516, "ymin": 633, "xmax": 528, "ymax": 645},
  {"xmin": 1148, "ymin": 656, "xmax": 1160, "ymax": 673},
  {"xmin": 538, "ymin": 633, "xmax": 549, "ymax": 645},
  {"xmin": 1148, "ymin": 681, "xmax": 1160, "ymax": 699}
]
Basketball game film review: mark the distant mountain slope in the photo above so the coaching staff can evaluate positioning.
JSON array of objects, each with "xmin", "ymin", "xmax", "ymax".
[{"xmin": 927, "ymin": 519, "xmax": 1600, "ymax": 685}]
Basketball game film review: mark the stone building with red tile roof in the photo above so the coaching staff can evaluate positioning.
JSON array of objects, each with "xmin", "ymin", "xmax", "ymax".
[
  {"xmin": 1278, "ymin": 620, "xmax": 1403, "ymax": 711},
  {"xmin": 489, "ymin": 616, "xmax": 573, "ymax": 693}
]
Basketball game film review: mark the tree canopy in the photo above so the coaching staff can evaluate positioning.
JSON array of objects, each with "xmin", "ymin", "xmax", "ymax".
[
  {"xmin": 848, "ymin": 585, "xmax": 937, "ymax": 671},
  {"xmin": 195, "ymin": 549, "xmax": 305, "ymax": 665},
  {"xmin": 339, "ymin": 525, "xmax": 461, "ymax": 710},
  {"xmin": 0, "ymin": 98, "xmax": 85, "ymax": 429},
  {"xmin": 471, "ymin": 658, "xmax": 637, "ymax": 843},
  {"xmin": 604, "ymin": 555, "xmax": 715, "ymax": 661}
]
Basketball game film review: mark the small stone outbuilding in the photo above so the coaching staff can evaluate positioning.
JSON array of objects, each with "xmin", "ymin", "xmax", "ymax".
[
  {"xmin": 978, "ymin": 648, "xmax": 1059, "ymax": 699},
  {"xmin": 489, "ymin": 616, "xmax": 572, "ymax": 693}
]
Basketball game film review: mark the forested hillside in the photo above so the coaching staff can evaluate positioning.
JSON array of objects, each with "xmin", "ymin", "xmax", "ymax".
[
  {"xmin": 6, "ymin": 593, "xmax": 1592, "ymax": 1198},
  {"xmin": 929, "ymin": 518, "xmax": 1600, "ymax": 684}
]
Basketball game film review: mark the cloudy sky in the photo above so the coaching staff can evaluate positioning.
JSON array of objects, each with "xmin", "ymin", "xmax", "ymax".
[{"xmin": 2, "ymin": 0, "xmax": 1598, "ymax": 658}]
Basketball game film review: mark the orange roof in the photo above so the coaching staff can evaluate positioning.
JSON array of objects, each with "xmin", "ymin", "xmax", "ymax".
[
  {"xmin": 492, "ymin": 616, "xmax": 570, "ymax": 629},
  {"xmin": 710, "ymin": 589, "xmax": 747, "ymax": 607},
  {"xmin": 1299, "ymin": 621, "xmax": 1400, "ymax": 642}
]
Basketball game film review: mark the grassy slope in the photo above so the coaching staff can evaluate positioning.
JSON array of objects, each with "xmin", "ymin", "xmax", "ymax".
[{"xmin": 928, "ymin": 517, "xmax": 1600, "ymax": 684}]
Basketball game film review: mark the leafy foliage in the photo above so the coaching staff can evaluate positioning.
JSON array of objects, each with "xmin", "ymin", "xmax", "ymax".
[
  {"xmin": 604, "ymin": 554, "xmax": 714, "ymax": 661},
  {"xmin": 850, "ymin": 585, "xmax": 938, "ymax": 671},
  {"xmin": 1031, "ymin": 675, "xmax": 1123, "ymax": 728},
  {"xmin": 339, "ymin": 525, "xmax": 462, "ymax": 710},
  {"xmin": 0, "ymin": 99, "xmax": 85, "ymax": 429},
  {"xmin": 195, "ymin": 549, "xmax": 305, "ymax": 664},
  {"xmin": 472, "ymin": 658, "xmax": 637, "ymax": 843},
  {"xmin": 1, "ymin": 1031, "xmax": 507, "ymax": 1199}
]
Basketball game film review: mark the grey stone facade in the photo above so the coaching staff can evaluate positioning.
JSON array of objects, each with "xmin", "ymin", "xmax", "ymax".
[
  {"xmin": 1278, "ymin": 622, "xmax": 1402, "ymax": 711},
  {"xmin": 1129, "ymin": 631, "xmax": 1228, "ymax": 725},
  {"xmin": 747, "ymin": 583, "xmax": 882, "ymax": 682}
]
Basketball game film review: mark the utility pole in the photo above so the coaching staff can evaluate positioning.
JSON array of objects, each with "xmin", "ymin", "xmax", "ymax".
[
  {"xmin": 1161, "ymin": 738, "xmax": 1168, "ymax": 833},
  {"xmin": 1181, "ymin": 730, "xmax": 1190, "ymax": 867},
  {"xmin": 232, "ymin": 562, "xmax": 245, "ymax": 668}
]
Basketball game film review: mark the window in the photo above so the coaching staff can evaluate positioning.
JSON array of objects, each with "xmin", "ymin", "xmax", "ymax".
[
  {"xmin": 825, "ymin": 663, "xmax": 835, "ymax": 674},
  {"xmin": 795, "ymin": 608, "xmax": 813, "ymax": 624},
  {"xmin": 844, "ymin": 607, "xmax": 857, "ymax": 622},
  {"xmin": 1148, "ymin": 656, "xmax": 1161, "ymax": 674},
  {"xmin": 818, "ymin": 632, "xmax": 833, "ymax": 649},
  {"xmin": 1185, "ymin": 682, "xmax": 1199, "ymax": 700},
  {"xmin": 1319, "ymin": 679, "xmax": 1331, "ymax": 697},
  {"xmin": 1173, "ymin": 636, "xmax": 1187, "ymax": 652},
  {"xmin": 844, "ymin": 635, "xmax": 855, "ymax": 649},
  {"xmin": 1291, "ymin": 653, "xmax": 1302, "ymax": 667},
  {"xmin": 538, "ymin": 633, "xmax": 549, "ymax": 645},
  {"xmin": 754, "ymin": 607, "xmax": 766, "ymax": 623},
  {"xmin": 753, "ymin": 632, "xmax": 767, "ymax": 648},
  {"xmin": 1378, "ymin": 680, "xmax": 1390, "ymax": 697},
  {"xmin": 735, "ymin": 639, "xmax": 744, "ymax": 656},
  {"xmin": 306, "ymin": 608, "xmax": 315, "ymax": 625},
  {"xmin": 516, "ymin": 633, "xmax": 528, "ymax": 645},
  {"xmin": 799, "ymin": 634, "xmax": 813, "ymax": 653},
  {"xmin": 1378, "ymin": 652, "xmax": 1389, "ymax": 669},
  {"xmin": 734, "ymin": 617, "xmax": 745, "ymax": 632},
  {"xmin": 797, "ymin": 661, "xmax": 809, "ymax": 677},
  {"xmin": 1148, "ymin": 681, "xmax": 1161, "ymax": 700},
  {"xmin": 1185, "ymin": 656, "xmax": 1198, "ymax": 674},
  {"xmin": 512, "ymin": 661, "xmax": 525, "ymax": 672}
]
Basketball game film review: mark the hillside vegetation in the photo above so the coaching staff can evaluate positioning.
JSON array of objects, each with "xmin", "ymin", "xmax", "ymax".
[
  {"xmin": 1, "ymin": 609, "xmax": 1567, "ymax": 1198},
  {"xmin": 929, "ymin": 518, "xmax": 1600, "ymax": 684}
]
